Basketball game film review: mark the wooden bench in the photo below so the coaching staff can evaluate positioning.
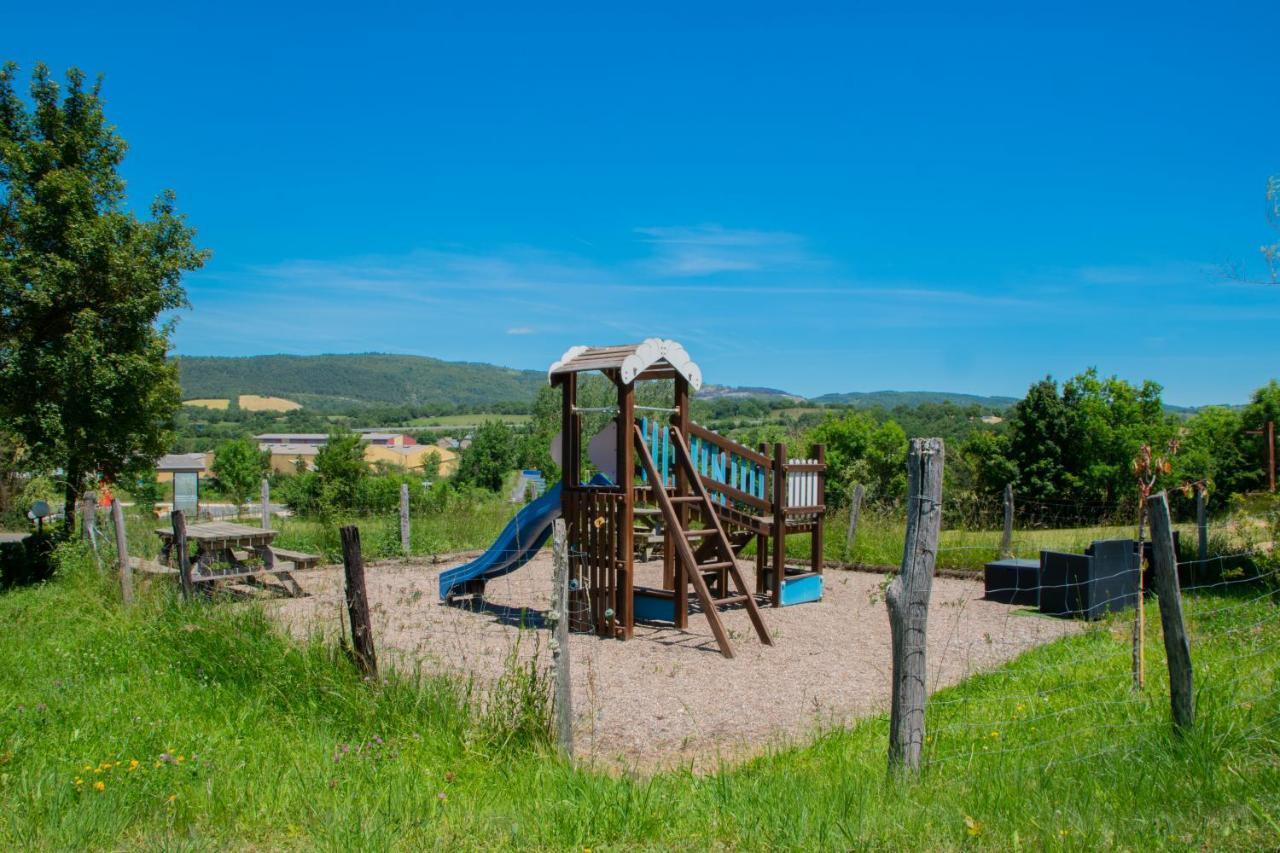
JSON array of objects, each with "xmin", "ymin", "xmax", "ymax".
[{"xmin": 270, "ymin": 547, "xmax": 322, "ymax": 571}]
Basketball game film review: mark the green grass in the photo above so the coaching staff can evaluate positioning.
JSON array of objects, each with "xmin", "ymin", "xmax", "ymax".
[{"xmin": 1, "ymin": 543, "xmax": 1278, "ymax": 848}]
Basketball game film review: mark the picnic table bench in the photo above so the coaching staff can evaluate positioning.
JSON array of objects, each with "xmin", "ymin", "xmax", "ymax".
[{"xmin": 154, "ymin": 521, "xmax": 321, "ymax": 598}]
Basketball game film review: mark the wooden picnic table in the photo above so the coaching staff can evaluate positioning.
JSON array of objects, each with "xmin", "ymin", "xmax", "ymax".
[{"xmin": 154, "ymin": 521, "xmax": 305, "ymax": 597}]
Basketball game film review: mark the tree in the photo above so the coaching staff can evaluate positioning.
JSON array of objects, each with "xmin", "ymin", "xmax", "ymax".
[
  {"xmin": 314, "ymin": 428, "xmax": 366, "ymax": 511},
  {"xmin": 0, "ymin": 64, "xmax": 208, "ymax": 533},
  {"xmin": 211, "ymin": 437, "xmax": 268, "ymax": 513},
  {"xmin": 1006, "ymin": 377, "xmax": 1077, "ymax": 506},
  {"xmin": 457, "ymin": 420, "xmax": 518, "ymax": 492},
  {"xmin": 1241, "ymin": 380, "xmax": 1280, "ymax": 490}
]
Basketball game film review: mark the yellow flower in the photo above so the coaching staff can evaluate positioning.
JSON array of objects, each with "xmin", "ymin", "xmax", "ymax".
[
  {"xmin": 989, "ymin": 730, "xmax": 1000, "ymax": 739},
  {"xmin": 74, "ymin": 777, "xmax": 83, "ymax": 787},
  {"xmin": 128, "ymin": 759, "xmax": 139, "ymax": 771},
  {"xmin": 964, "ymin": 815, "xmax": 983, "ymax": 837},
  {"xmin": 94, "ymin": 781, "xmax": 105, "ymax": 792},
  {"xmin": 166, "ymin": 794, "xmax": 177, "ymax": 803}
]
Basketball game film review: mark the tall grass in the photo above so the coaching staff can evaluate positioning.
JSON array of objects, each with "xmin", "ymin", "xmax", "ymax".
[{"xmin": 1, "ymin": 541, "xmax": 1277, "ymax": 847}]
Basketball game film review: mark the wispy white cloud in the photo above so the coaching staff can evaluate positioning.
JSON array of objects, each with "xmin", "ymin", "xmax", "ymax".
[
  {"xmin": 506, "ymin": 326, "xmax": 534, "ymax": 335},
  {"xmin": 634, "ymin": 224, "xmax": 816, "ymax": 277}
]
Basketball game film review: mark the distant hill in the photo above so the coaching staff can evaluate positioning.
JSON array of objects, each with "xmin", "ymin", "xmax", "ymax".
[
  {"xmin": 811, "ymin": 390, "xmax": 1019, "ymax": 410},
  {"xmin": 175, "ymin": 354, "xmax": 545, "ymax": 410},
  {"xmin": 696, "ymin": 384, "xmax": 805, "ymax": 402}
]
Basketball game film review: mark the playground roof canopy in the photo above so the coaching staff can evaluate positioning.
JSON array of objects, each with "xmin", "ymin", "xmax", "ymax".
[{"xmin": 548, "ymin": 338, "xmax": 702, "ymax": 390}]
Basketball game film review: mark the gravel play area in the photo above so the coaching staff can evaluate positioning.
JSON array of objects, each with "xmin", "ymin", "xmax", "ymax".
[{"xmin": 268, "ymin": 553, "xmax": 1081, "ymax": 771}]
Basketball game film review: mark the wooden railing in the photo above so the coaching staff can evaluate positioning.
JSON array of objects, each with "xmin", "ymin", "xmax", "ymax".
[{"xmin": 636, "ymin": 418, "xmax": 824, "ymax": 527}]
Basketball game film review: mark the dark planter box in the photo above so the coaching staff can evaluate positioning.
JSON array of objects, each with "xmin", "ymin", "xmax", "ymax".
[
  {"xmin": 983, "ymin": 558, "xmax": 1041, "ymax": 605},
  {"xmin": 1039, "ymin": 539, "xmax": 1139, "ymax": 620}
]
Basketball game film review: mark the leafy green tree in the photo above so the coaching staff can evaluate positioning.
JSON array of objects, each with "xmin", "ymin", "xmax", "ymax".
[
  {"xmin": 457, "ymin": 420, "xmax": 518, "ymax": 492},
  {"xmin": 314, "ymin": 428, "xmax": 366, "ymax": 511},
  {"xmin": 1176, "ymin": 406, "xmax": 1248, "ymax": 495},
  {"xmin": 130, "ymin": 468, "xmax": 165, "ymax": 515},
  {"xmin": 865, "ymin": 420, "xmax": 908, "ymax": 501},
  {"xmin": 211, "ymin": 438, "xmax": 268, "ymax": 513},
  {"xmin": 1240, "ymin": 380, "xmax": 1280, "ymax": 490},
  {"xmin": 1062, "ymin": 369, "xmax": 1172, "ymax": 506},
  {"xmin": 0, "ymin": 64, "xmax": 208, "ymax": 533},
  {"xmin": 1006, "ymin": 377, "xmax": 1077, "ymax": 506}
]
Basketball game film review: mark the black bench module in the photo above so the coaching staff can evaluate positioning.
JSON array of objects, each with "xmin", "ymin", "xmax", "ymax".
[{"xmin": 983, "ymin": 558, "xmax": 1040, "ymax": 605}]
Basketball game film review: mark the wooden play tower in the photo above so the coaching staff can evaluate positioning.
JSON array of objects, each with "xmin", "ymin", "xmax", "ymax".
[{"xmin": 549, "ymin": 339, "xmax": 827, "ymax": 658}]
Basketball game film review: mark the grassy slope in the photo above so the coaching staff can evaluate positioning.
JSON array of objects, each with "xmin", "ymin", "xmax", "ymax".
[
  {"xmin": 1, "ymin": 546, "xmax": 1277, "ymax": 849},
  {"xmin": 175, "ymin": 354, "xmax": 545, "ymax": 409}
]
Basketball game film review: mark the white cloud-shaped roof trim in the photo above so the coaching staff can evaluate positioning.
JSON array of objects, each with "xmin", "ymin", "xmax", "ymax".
[{"xmin": 547, "ymin": 338, "xmax": 702, "ymax": 390}]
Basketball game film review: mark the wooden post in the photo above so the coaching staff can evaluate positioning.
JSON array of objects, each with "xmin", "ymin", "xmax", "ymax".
[
  {"xmin": 1195, "ymin": 485, "xmax": 1208, "ymax": 564},
  {"xmin": 1146, "ymin": 491, "xmax": 1194, "ymax": 731},
  {"xmin": 260, "ymin": 478, "xmax": 270, "ymax": 529},
  {"xmin": 550, "ymin": 519, "xmax": 573, "ymax": 756},
  {"xmin": 811, "ymin": 444, "xmax": 825, "ymax": 573},
  {"xmin": 673, "ymin": 377, "xmax": 690, "ymax": 629},
  {"xmin": 886, "ymin": 437, "xmax": 945, "ymax": 773},
  {"xmin": 339, "ymin": 525, "xmax": 378, "ymax": 678},
  {"xmin": 845, "ymin": 483, "xmax": 864, "ymax": 556},
  {"xmin": 399, "ymin": 482, "xmax": 411, "ymax": 555},
  {"xmin": 81, "ymin": 492, "xmax": 97, "ymax": 543},
  {"xmin": 111, "ymin": 500, "xmax": 133, "ymax": 606},
  {"xmin": 1269, "ymin": 420, "xmax": 1277, "ymax": 494},
  {"xmin": 171, "ymin": 509, "xmax": 194, "ymax": 601},
  {"xmin": 771, "ymin": 442, "xmax": 787, "ymax": 607},
  {"xmin": 999, "ymin": 483, "xmax": 1014, "ymax": 559}
]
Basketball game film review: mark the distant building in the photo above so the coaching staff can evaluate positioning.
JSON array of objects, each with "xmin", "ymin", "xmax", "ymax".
[
  {"xmin": 980, "ymin": 415, "xmax": 1005, "ymax": 425},
  {"xmin": 255, "ymin": 432, "xmax": 416, "ymax": 447},
  {"xmin": 155, "ymin": 452, "xmax": 211, "ymax": 483},
  {"xmin": 258, "ymin": 441, "xmax": 457, "ymax": 476}
]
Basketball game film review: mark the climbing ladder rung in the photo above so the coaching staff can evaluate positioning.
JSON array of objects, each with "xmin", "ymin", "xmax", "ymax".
[
  {"xmin": 697, "ymin": 560, "xmax": 734, "ymax": 572},
  {"xmin": 669, "ymin": 496, "xmax": 702, "ymax": 504},
  {"xmin": 684, "ymin": 529, "xmax": 715, "ymax": 539},
  {"xmin": 712, "ymin": 595, "xmax": 750, "ymax": 607}
]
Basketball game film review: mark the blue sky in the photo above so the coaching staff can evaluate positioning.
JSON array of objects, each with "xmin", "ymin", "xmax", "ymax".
[{"xmin": 7, "ymin": 1, "xmax": 1279, "ymax": 405}]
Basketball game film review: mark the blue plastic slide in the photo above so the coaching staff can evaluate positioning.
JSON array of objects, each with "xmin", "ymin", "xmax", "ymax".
[{"xmin": 438, "ymin": 480, "xmax": 563, "ymax": 600}]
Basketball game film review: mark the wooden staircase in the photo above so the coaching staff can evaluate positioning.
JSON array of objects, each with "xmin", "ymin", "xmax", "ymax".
[{"xmin": 634, "ymin": 422, "xmax": 773, "ymax": 658}]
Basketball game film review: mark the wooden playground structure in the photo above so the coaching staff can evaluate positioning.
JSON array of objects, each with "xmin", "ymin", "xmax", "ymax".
[{"xmin": 550, "ymin": 339, "xmax": 826, "ymax": 658}]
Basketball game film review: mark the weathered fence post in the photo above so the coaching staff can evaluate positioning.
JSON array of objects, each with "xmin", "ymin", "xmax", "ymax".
[
  {"xmin": 1195, "ymin": 485, "xmax": 1208, "ymax": 564},
  {"xmin": 260, "ymin": 478, "xmax": 271, "ymax": 529},
  {"xmin": 886, "ymin": 437, "xmax": 945, "ymax": 773},
  {"xmin": 171, "ymin": 509, "xmax": 194, "ymax": 601},
  {"xmin": 999, "ymin": 483, "xmax": 1014, "ymax": 558},
  {"xmin": 399, "ymin": 483, "xmax": 411, "ymax": 555},
  {"xmin": 1146, "ymin": 491, "xmax": 1194, "ymax": 731},
  {"xmin": 81, "ymin": 492, "xmax": 97, "ymax": 543},
  {"xmin": 340, "ymin": 525, "xmax": 378, "ymax": 678},
  {"xmin": 845, "ymin": 483, "xmax": 864, "ymax": 556},
  {"xmin": 550, "ymin": 518, "xmax": 573, "ymax": 756},
  {"xmin": 111, "ymin": 499, "xmax": 133, "ymax": 606}
]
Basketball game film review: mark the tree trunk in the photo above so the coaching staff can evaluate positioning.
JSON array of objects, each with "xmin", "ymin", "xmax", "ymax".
[{"xmin": 886, "ymin": 437, "xmax": 945, "ymax": 773}]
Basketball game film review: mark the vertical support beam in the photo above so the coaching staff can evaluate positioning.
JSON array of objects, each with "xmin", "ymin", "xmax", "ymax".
[
  {"xmin": 260, "ymin": 478, "xmax": 271, "ymax": 529},
  {"xmin": 771, "ymin": 442, "xmax": 787, "ymax": 607},
  {"xmin": 399, "ymin": 482, "xmax": 411, "ymax": 555},
  {"xmin": 171, "ymin": 509, "xmax": 194, "ymax": 601},
  {"xmin": 81, "ymin": 492, "xmax": 97, "ymax": 543},
  {"xmin": 559, "ymin": 375, "xmax": 580, "ymax": 488},
  {"xmin": 1195, "ymin": 485, "xmax": 1208, "ymax": 564},
  {"xmin": 1146, "ymin": 491, "xmax": 1194, "ymax": 731},
  {"xmin": 672, "ymin": 376, "xmax": 690, "ymax": 628},
  {"xmin": 616, "ymin": 375, "xmax": 635, "ymax": 639},
  {"xmin": 550, "ymin": 519, "xmax": 573, "ymax": 756},
  {"xmin": 340, "ymin": 525, "xmax": 378, "ymax": 679},
  {"xmin": 112, "ymin": 499, "xmax": 133, "ymax": 606},
  {"xmin": 886, "ymin": 437, "xmax": 945, "ymax": 773},
  {"xmin": 1000, "ymin": 483, "xmax": 1014, "ymax": 559},
  {"xmin": 845, "ymin": 483, "xmax": 865, "ymax": 557},
  {"xmin": 810, "ymin": 444, "xmax": 825, "ymax": 574}
]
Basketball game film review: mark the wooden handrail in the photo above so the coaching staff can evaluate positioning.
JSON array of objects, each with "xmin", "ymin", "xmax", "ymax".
[{"xmin": 683, "ymin": 422, "xmax": 773, "ymax": 468}]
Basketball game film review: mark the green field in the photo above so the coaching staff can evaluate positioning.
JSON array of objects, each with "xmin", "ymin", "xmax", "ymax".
[{"xmin": 0, "ymin": 543, "xmax": 1276, "ymax": 848}]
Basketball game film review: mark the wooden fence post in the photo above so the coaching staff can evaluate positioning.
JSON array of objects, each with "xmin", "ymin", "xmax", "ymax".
[
  {"xmin": 399, "ymin": 483, "xmax": 411, "ymax": 555},
  {"xmin": 1146, "ymin": 491, "xmax": 1194, "ymax": 731},
  {"xmin": 111, "ymin": 500, "xmax": 133, "ymax": 606},
  {"xmin": 340, "ymin": 525, "xmax": 378, "ymax": 678},
  {"xmin": 81, "ymin": 492, "xmax": 97, "ymax": 543},
  {"xmin": 261, "ymin": 478, "xmax": 271, "ymax": 529},
  {"xmin": 171, "ymin": 509, "xmax": 194, "ymax": 601},
  {"xmin": 1000, "ymin": 483, "xmax": 1014, "ymax": 558},
  {"xmin": 1195, "ymin": 486, "xmax": 1208, "ymax": 563},
  {"xmin": 886, "ymin": 437, "xmax": 945, "ymax": 773},
  {"xmin": 845, "ymin": 483, "xmax": 864, "ymax": 556},
  {"xmin": 550, "ymin": 518, "xmax": 573, "ymax": 756}
]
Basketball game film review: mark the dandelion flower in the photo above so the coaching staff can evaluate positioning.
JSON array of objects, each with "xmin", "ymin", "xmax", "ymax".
[
  {"xmin": 94, "ymin": 781, "xmax": 105, "ymax": 792},
  {"xmin": 128, "ymin": 759, "xmax": 139, "ymax": 771},
  {"xmin": 964, "ymin": 815, "xmax": 982, "ymax": 837},
  {"xmin": 166, "ymin": 794, "xmax": 177, "ymax": 803}
]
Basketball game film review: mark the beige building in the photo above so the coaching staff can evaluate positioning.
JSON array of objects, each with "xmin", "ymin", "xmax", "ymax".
[{"xmin": 258, "ymin": 442, "xmax": 458, "ymax": 476}]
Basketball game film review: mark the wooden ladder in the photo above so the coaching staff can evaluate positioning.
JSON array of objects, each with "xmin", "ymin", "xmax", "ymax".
[{"xmin": 633, "ymin": 422, "xmax": 773, "ymax": 658}]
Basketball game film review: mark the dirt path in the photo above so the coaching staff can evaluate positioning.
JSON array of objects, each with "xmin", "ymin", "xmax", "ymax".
[{"xmin": 268, "ymin": 554, "xmax": 1080, "ymax": 771}]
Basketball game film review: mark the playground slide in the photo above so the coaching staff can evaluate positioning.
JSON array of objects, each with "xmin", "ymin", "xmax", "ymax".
[{"xmin": 437, "ymin": 480, "xmax": 563, "ymax": 600}]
